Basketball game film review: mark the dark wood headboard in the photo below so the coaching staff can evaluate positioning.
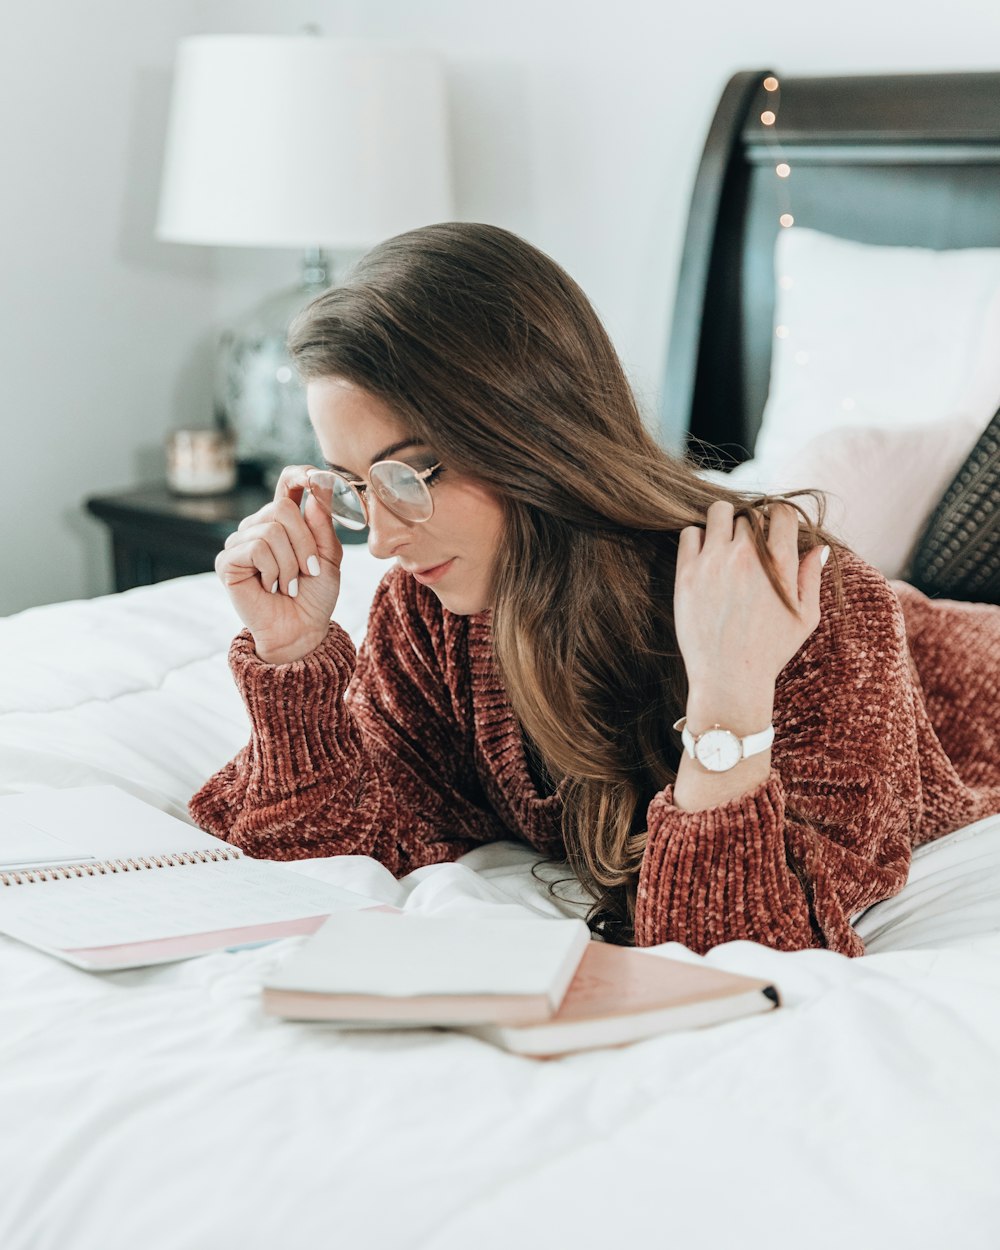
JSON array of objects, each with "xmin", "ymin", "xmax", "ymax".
[{"xmin": 663, "ymin": 69, "xmax": 1000, "ymax": 465}]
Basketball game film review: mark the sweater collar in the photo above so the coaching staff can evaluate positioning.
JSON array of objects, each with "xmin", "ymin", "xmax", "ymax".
[{"xmin": 464, "ymin": 612, "xmax": 567, "ymax": 852}]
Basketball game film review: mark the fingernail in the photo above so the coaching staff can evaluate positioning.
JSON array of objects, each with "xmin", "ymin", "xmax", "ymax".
[
  {"xmin": 288, "ymin": 578, "xmax": 298, "ymax": 598},
  {"xmin": 820, "ymin": 545, "xmax": 830, "ymax": 567},
  {"xmin": 307, "ymin": 555, "xmax": 321, "ymax": 577},
  {"xmin": 270, "ymin": 580, "xmax": 279, "ymax": 594}
]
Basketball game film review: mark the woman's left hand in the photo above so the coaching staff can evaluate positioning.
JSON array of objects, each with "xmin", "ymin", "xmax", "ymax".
[{"xmin": 674, "ymin": 501, "xmax": 827, "ymax": 719}]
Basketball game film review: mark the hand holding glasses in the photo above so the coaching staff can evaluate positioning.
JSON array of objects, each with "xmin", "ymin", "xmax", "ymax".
[{"xmin": 213, "ymin": 458, "xmax": 442, "ymax": 666}]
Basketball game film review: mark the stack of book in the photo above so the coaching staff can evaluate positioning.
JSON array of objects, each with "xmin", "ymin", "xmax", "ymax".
[{"xmin": 262, "ymin": 911, "xmax": 781, "ymax": 1058}]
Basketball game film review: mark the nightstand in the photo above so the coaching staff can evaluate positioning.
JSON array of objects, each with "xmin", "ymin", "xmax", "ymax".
[{"xmin": 85, "ymin": 483, "xmax": 367, "ymax": 593}]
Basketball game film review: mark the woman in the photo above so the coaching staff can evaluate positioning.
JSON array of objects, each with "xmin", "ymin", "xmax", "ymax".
[{"xmin": 190, "ymin": 222, "xmax": 1000, "ymax": 955}]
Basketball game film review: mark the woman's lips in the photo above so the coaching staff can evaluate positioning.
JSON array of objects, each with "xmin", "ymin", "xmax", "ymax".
[{"xmin": 411, "ymin": 558, "xmax": 456, "ymax": 586}]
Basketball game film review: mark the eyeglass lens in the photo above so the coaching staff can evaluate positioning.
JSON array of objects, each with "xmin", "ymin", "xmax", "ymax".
[
  {"xmin": 369, "ymin": 462, "xmax": 435, "ymax": 521},
  {"xmin": 306, "ymin": 473, "xmax": 367, "ymax": 529}
]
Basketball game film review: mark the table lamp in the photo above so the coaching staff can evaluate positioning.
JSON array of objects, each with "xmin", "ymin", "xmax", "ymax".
[{"xmin": 157, "ymin": 34, "xmax": 453, "ymax": 484}]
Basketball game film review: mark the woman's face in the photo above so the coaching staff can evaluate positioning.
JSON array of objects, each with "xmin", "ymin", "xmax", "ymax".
[{"xmin": 307, "ymin": 376, "xmax": 505, "ymax": 615}]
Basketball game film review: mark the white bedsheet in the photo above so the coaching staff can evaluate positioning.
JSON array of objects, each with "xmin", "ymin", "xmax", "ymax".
[{"xmin": 2, "ymin": 559, "xmax": 999, "ymax": 1249}]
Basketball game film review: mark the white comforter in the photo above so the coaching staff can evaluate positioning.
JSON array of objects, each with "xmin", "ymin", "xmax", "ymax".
[{"xmin": 2, "ymin": 551, "xmax": 999, "ymax": 1250}]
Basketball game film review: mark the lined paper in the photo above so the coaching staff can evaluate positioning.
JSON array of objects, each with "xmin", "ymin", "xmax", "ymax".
[{"xmin": 0, "ymin": 857, "xmax": 370, "ymax": 950}]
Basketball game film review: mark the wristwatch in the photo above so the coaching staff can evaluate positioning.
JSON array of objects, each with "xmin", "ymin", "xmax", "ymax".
[{"xmin": 672, "ymin": 717, "xmax": 775, "ymax": 773}]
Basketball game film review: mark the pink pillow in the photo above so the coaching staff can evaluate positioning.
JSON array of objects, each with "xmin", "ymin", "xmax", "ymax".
[{"xmin": 765, "ymin": 415, "xmax": 987, "ymax": 579}]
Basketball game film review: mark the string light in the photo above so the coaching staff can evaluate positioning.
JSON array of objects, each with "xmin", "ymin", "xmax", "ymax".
[
  {"xmin": 760, "ymin": 72, "xmax": 799, "ymax": 354},
  {"xmin": 758, "ymin": 77, "xmax": 793, "ymax": 232}
]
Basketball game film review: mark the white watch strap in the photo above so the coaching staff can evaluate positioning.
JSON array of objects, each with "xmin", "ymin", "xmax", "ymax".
[
  {"xmin": 673, "ymin": 717, "xmax": 775, "ymax": 762},
  {"xmin": 739, "ymin": 723, "xmax": 776, "ymax": 758}
]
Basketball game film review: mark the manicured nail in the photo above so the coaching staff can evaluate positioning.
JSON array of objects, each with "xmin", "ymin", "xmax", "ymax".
[
  {"xmin": 288, "ymin": 578, "xmax": 298, "ymax": 598},
  {"xmin": 820, "ymin": 545, "xmax": 830, "ymax": 567},
  {"xmin": 307, "ymin": 555, "xmax": 321, "ymax": 577},
  {"xmin": 270, "ymin": 579, "xmax": 279, "ymax": 594}
]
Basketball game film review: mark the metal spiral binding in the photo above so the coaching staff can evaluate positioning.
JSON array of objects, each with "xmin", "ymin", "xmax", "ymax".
[{"xmin": 0, "ymin": 845, "xmax": 242, "ymax": 887}]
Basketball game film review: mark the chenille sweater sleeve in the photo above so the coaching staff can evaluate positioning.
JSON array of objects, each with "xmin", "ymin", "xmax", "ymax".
[
  {"xmin": 634, "ymin": 555, "xmax": 923, "ymax": 957},
  {"xmin": 188, "ymin": 572, "xmax": 507, "ymax": 873}
]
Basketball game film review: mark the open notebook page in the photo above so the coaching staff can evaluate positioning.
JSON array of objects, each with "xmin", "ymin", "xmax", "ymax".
[
  {"xmin": 0, "ymin": 856, "xmax": 373, "ymax": 948},
  {"xmin": 2, "ymin": 818, "xmax": 95, "ymax": 869},
  {"xmin": 0, "ymin": 785, "xmax": 248, "ymax": 866},
  {"xmin": 0, "ymin": 786, "xmax": 381, "ymax": 969}
]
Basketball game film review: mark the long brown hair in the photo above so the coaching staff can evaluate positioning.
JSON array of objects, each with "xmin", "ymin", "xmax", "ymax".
[{"xmin": 288, "ymin": 222, "xmax": 841, "ymax": 943}]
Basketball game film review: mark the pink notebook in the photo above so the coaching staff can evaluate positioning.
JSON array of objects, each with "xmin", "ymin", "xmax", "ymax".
[{"xmin": 463, "ymin": 942, "xmax": 780, "ymax": 1056}]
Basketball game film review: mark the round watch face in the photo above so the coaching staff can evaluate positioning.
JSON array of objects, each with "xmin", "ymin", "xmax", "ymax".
[{"xmin": 694, "ymin": 728, "xmax": 743, "ymax": 772}]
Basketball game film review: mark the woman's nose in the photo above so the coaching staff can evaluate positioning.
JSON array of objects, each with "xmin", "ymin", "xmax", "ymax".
[{"xmin": 365, "ymin": 493, "xmax": 412, "ymax": 559}]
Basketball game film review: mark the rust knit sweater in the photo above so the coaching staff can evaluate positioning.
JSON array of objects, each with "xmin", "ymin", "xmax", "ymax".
[{"xmin": 190, "ymin": 550, "xmax": 1000, "ymax": 957}]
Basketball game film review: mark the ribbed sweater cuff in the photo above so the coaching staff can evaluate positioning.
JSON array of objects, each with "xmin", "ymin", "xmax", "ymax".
[
  {"xmin": 635, "ymin": 771, "xmax": 809, "ymax": 950},
  {"xmin": 229, "ymin": 626, "xmax": 359, "ymax": 801}
]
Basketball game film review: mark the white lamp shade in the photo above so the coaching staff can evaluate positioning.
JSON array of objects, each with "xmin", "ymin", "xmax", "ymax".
[{"xmin": 157, "ymin": 36, "xmax": 453, "ymax": 249}]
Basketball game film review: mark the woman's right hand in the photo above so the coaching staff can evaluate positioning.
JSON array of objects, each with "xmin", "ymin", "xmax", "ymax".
[{"xmin": 216, "ymin": 465, "xmax": 344, "ymax": 665}]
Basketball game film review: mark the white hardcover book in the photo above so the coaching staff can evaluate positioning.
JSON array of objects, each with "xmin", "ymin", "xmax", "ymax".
[{"xmin": 262, "ymin": 910, "xmax": 592, "ymax": 1025}]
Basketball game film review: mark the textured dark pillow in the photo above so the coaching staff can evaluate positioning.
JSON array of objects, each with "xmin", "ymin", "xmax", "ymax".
[{"xmin": 909, "ymin": 408, "xmax": 1000, "ymax": 604}]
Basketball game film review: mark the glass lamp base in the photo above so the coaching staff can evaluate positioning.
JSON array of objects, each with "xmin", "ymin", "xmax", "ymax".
[{"xmin": 214, "ymin": 255, "xmax": 331, "ymax": 489}]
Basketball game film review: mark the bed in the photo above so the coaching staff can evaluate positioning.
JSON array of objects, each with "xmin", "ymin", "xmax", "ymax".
[{"xmin": 3, "ymin": 69, "xmax": 1000, "ymax": 1250}]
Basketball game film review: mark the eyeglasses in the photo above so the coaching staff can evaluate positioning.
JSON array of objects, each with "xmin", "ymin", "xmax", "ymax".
[{"xmin": 306, "ymin": 460, "xmax": 443, "ymax": 530}]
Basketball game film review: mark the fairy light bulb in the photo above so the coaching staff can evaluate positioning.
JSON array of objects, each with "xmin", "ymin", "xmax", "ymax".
[{"xmin": 761, "ymin": 74, "xmax": 796, "ymax": 241}]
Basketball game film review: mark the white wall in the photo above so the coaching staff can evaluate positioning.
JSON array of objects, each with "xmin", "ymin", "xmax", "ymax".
[
  {"xmin": 4, "ymin": 0, "xmax": 1000, "ymax": 613},
  {"xmin": 0, "ymin": 2, "xmax": 217, "ymax": 615}
]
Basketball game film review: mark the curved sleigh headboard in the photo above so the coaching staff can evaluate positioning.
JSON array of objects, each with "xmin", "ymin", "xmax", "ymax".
[{"xmin": 663, "ymin": 69, "xmax": 1000, "ymax": 464}]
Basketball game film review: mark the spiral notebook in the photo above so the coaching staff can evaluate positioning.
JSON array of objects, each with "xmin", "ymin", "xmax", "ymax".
[{"xmin": 0, "ymin": 786, "xmax": 380, "ymax": 971}]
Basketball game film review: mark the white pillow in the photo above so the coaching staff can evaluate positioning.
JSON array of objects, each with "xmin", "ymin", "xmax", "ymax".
[{"xmin": 755, "ymin": 227, "xmax": 1000, "ymax": 467}]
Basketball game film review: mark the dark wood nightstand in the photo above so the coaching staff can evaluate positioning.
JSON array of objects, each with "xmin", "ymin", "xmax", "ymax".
[{"xmin": 85, "ymin": 483, "xmax": 367, "ymax": 593}]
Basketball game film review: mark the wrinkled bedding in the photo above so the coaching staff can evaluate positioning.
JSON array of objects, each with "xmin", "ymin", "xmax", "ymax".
[{"xmin": 2, "ymin": 552, "xmax": 999, "ymax": 1250}]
